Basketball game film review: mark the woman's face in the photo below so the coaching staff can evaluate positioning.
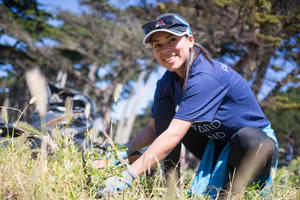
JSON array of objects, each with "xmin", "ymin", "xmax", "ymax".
[{"xmin": 151, "ymin": 31, "xmax": 194, "ymax": 78}]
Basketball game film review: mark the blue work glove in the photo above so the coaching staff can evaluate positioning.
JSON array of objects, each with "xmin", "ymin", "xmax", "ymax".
[{"xmin": 98, "ymin": 167, "xmax": 139, "ymax": 197}]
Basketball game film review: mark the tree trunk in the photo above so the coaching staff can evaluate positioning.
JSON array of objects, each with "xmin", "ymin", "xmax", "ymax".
[
  {"xmin": 56, "ymin": 70, "xmax": 68, "ymax": 88},
  {"xmin": 114, "ymin": 70, "xmax": 151, "ymax": 144},
  {"xmin": 233, "ymin": 43, "xmax": 259, "ymax": 81},
  {"xmin": 251, "ymin": 49, "xmax": 273, "ymax": 97},
  {"xmin": 114, "ymin": 87, "xmax": 135, "ymax": 143},
  {"xmin": 83, "ymin": 62, "xmax": 98, "ymax": 95}
]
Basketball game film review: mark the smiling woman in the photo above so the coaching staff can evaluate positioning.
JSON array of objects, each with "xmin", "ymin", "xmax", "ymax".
[{"xmin": 97, "ymin": 13, "xmax": 278, "ymax": 199}]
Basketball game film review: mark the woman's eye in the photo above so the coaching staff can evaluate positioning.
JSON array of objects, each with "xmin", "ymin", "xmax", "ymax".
[
  {"xmin": 153, "ymin": 43, "xmax": 161, "ymax": 48},
  {"xmin": 169, "ymin": 38, "xmax": 177, "ymax": 44}
]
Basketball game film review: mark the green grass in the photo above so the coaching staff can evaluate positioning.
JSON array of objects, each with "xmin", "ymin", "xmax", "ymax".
[{"xmin": 0, "ymin": 134, "xmax": 299, "ymax": 200}]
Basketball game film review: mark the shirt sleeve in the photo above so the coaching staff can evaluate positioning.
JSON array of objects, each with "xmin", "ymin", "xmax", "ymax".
[{"xmin": 174, "ymin": 73, "xmax": 227, "ymax": 122}]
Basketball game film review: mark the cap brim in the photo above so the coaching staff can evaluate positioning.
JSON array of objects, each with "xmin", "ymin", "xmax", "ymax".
[{"xmin": 143, "ymin": 27, "xmax": 189, "ymax": 46}]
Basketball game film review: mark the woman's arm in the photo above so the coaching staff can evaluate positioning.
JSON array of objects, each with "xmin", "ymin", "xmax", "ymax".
[
  {"xmin": 128, "ymin": 118, "xmax": 156, "ymax": 153},
  {"xmin": 129, "ymin": 118, "xmax": 192, "ymax": 175},
  {"xmin": 93, "ymin": 119, "xmax": 156, "ymax": 169}
]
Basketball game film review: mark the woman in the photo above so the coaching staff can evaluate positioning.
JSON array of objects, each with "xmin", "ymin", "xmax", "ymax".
[{"xmin": 99, "ymin": 13, "xmax": 278, "ymax": 199}]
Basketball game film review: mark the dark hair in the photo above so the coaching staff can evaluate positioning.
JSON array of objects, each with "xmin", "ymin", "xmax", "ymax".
[{"xmin": 183, "ymin": 42, "xmax": 213, "ymax": 90}]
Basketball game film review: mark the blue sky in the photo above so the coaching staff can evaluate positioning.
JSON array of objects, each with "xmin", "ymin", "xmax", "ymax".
[
  {"xmin": 38, "ymin": 0, "xmax": 82, "ymax": 14},
  {"xmin": 38, "ymin": 0, "xmax": 148, "ymax": 14}
]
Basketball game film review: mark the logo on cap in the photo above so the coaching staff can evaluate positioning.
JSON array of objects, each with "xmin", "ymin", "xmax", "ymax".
[{"xmin": 155, "ymin": 20, "xmax": 165, "ymax": 28}]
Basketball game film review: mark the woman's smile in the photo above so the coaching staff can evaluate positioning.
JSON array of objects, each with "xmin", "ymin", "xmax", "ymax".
[{"xmin": 163, "ymin": 54, "xmax": 177, "ymax": 64}]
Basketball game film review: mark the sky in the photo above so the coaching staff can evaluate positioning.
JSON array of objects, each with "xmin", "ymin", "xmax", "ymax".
[
  {"xmin": 38, "ymin": 0, "xmax": 148, "ymax": 14},
  {"xmin": 38, "ymin": 0, "xmax": 82, "ymax": 14}
]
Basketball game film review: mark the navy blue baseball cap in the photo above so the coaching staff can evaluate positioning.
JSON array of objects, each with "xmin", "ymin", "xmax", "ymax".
[{"xmin": 142, "ymin": 13, "xmax": 192, "ymax": 45}]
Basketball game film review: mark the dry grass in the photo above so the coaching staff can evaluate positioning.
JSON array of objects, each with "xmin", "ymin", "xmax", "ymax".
[
  {"xmin": 0, "ymin": 137, "xmax": 299, "ymax": 200},
  {"xmin": 1, "ymin": 69, "xmax": 299, "ymax": 199}
]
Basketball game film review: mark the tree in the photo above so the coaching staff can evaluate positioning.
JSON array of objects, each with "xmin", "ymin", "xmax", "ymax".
[
  {"xmin": 0, "ymin": 0, "xmax": 157, "ymax": 127},
  {"xmin": 0, "ymin": 0, "xmax": 64, "ymax": 121},
  {"xmin": 53, "ymin": 1, "xmax": 157, "ymax": 129},
  {"xmin": 264, "ymin": 86, "xmax": 300, "ymax": 155},
  {"xmin": 114, "ymin": 69, "xmax": 152, "ymax": 143}
]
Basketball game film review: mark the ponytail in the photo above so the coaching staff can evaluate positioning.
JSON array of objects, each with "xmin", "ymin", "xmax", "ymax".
[{"xmin": 183, "ymin": 43, "xmax": 213, "ymax": 90}]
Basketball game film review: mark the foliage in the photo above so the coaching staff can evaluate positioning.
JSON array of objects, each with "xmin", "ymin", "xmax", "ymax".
[
  {"xmin": 1, "ymin": 0, "xmax": 60, "ymax": 41},
  {"xmin": 275, "ymin": 158, "xmax": 300, "ymax": 187},
  {"xmin": 265, "ymin": 86, "xmax": 300, "ymax": 155},
  {"xmin": 53, "ymin": 7, "xmax": 156, "ymax": 124},
  {"xmin": 0, "ymin": 0, "xmax": 66, "ymax": 120}
]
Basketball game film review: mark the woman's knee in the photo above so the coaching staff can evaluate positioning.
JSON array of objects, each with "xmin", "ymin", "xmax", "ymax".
[{"xmin": 228, "ymin": 127, "xmax": 276, "ymax": 170}]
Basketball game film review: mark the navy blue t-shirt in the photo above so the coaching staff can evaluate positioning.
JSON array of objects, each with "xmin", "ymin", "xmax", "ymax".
[{"xmin": 151, "ymin": 54, "xmax": 270, "ymax": 141}]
